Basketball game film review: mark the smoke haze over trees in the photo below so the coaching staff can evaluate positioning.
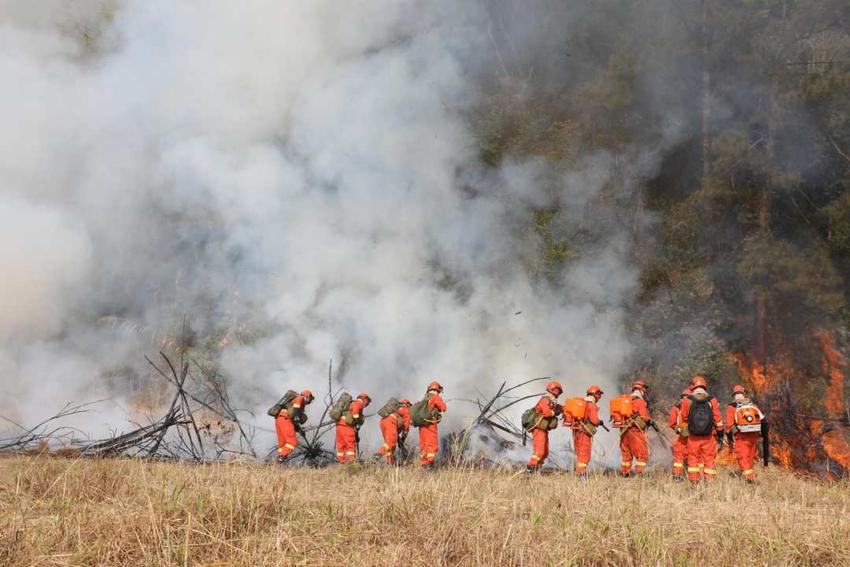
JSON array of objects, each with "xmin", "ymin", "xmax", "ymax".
[{"xmin": 0, "ymin": 1, "xmax": 848, "ymax": 463}]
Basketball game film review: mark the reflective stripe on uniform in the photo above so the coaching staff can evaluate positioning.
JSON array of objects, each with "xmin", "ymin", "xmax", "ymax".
[
  {"xmin": 687, "ymin": 467, "xmax": 701, "ymax": 473},
  {"xmin": 703, "ymin": 468, "xmax": 717, "ymax": 475},
  {"xmin": 345, "ymin": 451, "xmax": 356, "ymax": 456},
  {"xmin": 337, "ymin": 452, "xmax": 344, "ymax": 457},
  {"xmin": 284, "ymin": 443, "xmax": 296, "ymax": 449},
  {"xmin": 426, "ymin": 453, "xmax": 436, "ymax": 458},
  {"xmin": 621, "ymin": 462, "xmax": 631, "ymax": 467},
  {"xmin": 382, "ymin": 443, "xmax": 391, "ymax": 450},
  {"xmin": 530, "ymin": 455, "xmax": 541, "ymax": 462},
  {"xmin": 576, "ymin": 462, "xmax": 588, "ymax": 468},
  {"xmin": 352, "ymin": 414, "xmax": 360, "ymax": 418},
  {"xmin": 672, "ymin": 462, "xmax": 684, "ymax": 469},
  {"xmin": 635, "ymin": 461, "xmax": 646, "ymax": 467},
  {"xmin": 742, "ymin": 469, "xmax": 754, "ymax": 475}
]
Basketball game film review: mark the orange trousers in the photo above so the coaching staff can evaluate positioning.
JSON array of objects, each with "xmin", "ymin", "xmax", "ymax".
[
  {"xmin": 528, "ymin": 429, "xmax": 549, "ymax": 468},
  {"xmin": 573, "ymin": 429, "xmax": 593, "ymax": 475},
  {"xmin": 335, "ymin": 423, "xmax": 357, "ymax": 463},
  {"xmin": 733, "ymin": 432, "xmax": 759, "ymax": 481},
  {"xmin": 378, "ymin": 416, "xmax": 399, "ymax": 464},
  {"xmin": 620, "ymin": 427, "xmax": 648, "ymax": 474},
  {"xmin": 275, "ymin": 415, "xmax": 297, "ymax": 458},
  {"xmin": 672, "ymin": 436, "xmax": 687, "ymax": 478},
  {"xmin": 418, "ymin": 424, "xmax": 439, "ymax": 466},
  {"xmin": 686, "ymin": 434, "xmax": 717, "ymax": 482}
]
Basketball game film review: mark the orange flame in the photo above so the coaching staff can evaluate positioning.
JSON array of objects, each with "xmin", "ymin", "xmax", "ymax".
[
  {"xmin": 823, "ymin": 429, "xmax": 850, "ymax": 472},
  {"xmin": 815, "ymin": 329, "xmax": 846, "ymax": 417}
]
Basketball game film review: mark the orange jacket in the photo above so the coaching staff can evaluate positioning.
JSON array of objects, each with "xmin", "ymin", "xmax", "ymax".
[
  {"xmin": 280, "ymin": 395, "xmax": 307, "ymax": 420},
  {"xmin": 668, "ymin": 405, "xmax": 680, "ymax": 431},
  {"xmin": 534, "ymin": 395, "xmax": 557, "ymax": 417},
  {"xmin": 338, "ymin": 399, "xmax": 365, "ymax": 427},
  {"xmin": 631, "ymin": 395, "xmax": 651, "ymax": 422},
  {"xmin": 397, "ymin": 406, "xmax": 411, "ymax": 433},
  {"xmin": 427, "ymin": 393, "xmax": 447, "ymax": 413},
  {"xmin": 583, "ymin": 398, "xmax": 602, "ymax": 426},
  {"xmin": 679, "ymin": 393, "xmax": 724, "ymax": 433}
]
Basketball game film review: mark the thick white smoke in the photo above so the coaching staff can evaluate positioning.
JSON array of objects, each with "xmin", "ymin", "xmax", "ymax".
[{"xmin": 0, "ymin": 1, "xmax": 665, "ymax": 465}]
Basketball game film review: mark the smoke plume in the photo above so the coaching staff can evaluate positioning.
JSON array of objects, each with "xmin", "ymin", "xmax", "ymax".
[{"xmin": 0, "ymin": 1, "xmax": 682, "ymax": 464}]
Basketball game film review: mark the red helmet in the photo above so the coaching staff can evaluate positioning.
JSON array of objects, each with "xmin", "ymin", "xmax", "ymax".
[
  {"xmin": 398, "ymin": 398, "xmax": 411, "ymax": 406},
  {"xmin": 632, "ymin": 379, "xmax": 649, "ymax": 392},
  {"xmin": 689, "ymin": 375, "xmax": 704, "ymax": 388},
  {"xmin": 427, "ymin": 381, "xmax": 443, "ymax": 393},
  {"xmin": 691, "ymin": 376, "xmax": 708, "ymax": 389},
  {"xmin": 586, "ymin": 384, "xmax": 604, "ymax": 396},
  {"xmin": 680, "ymin": 388, "xmax": 692, "ymax": 397},
  {"xmin": 301, "ymin": 389, "xmax": 314, "ymax": 402},
  {"xmin": 732, "ymin": 384, "xmax": 747, "ymax": 395},
  {"xmin": 357, "ymin": 392, "xmax": 371, "ymax": 403},
  {"xmin": 546, "ymin": 381, "xmax": 563, "ymax": 396}
]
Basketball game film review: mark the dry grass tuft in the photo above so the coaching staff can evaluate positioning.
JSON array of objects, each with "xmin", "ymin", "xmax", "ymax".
[{"xmin": 1, "ymin": 455, "xmax": 848, "ymax": 566}]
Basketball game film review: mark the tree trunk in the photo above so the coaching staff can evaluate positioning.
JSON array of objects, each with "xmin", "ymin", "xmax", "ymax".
[{"xmin": 754, "ymin": 82, "xmax": 777, "ymax": 370}]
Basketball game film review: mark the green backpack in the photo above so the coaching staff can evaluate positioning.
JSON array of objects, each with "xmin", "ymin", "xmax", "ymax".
[
  {"xmin": 329, "ymin": 392, "xmax": 353, "ymax": 421},
  {"xmin": 521, "ymin": 407, "xmax": 539, "ymax": 432},
  {"xmin": 267, "ymin": 390, "xmax": 298, "ymax": 417},
  {"xmin": 410, "ymin": 396, "xmax": 432, "ymax": 427},
  {"xmin": 377, "ymin": 397, "xmax": 401, "ymax": 418}
]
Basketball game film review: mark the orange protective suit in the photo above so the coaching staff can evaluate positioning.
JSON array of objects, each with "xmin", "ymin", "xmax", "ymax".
[
  {"xmin": 335, "ymin": 399, "xmax": 364, "ymax": 463},
  {"xmin": 398, "ymin": 406, "xmax": 411, "ymax": 432},
  {"xmin": 275, "ymin": 394, "xmax": 306, "ymax": 458},
  {"xmin": 572, "ymin": 398, "xmax": 601, "ymax": 475},
  {"xmin": 679, "ymin": 392, "xmax": 724, "ymax": 482},
  {"xmin": 418, "ymin": 393, "xmax": 447, "ymax": 466},
  {"xmin": 620, "ymin": 395, "xmax": 650, "ymax": 475},
  {"xmin": 528, "ymin": 394, "xmax": 559, "ymax": 469},
  {"xmin": 668, "ymin": 404, "xmax": 687, "ymax": 479},
  {"xmin": 378, "ymin": 413, "xmax": 401, "ymax": 464},
  {"xmin": 726, "ymin": 403, "xmax": 761, "ymax": 481}
]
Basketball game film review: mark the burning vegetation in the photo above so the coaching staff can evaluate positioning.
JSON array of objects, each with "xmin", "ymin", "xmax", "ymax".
[{"xmin": 733, "ymin": 329, "xmax": 850, "ymax": 476}]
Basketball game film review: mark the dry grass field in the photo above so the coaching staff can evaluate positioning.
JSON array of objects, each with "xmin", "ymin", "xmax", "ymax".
[{"xmin": 1, "ymin": 455, "xmax": 849, "ymax": 566}]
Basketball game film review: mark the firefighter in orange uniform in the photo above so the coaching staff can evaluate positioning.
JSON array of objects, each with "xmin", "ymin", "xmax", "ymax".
[
  {"xmin": 336, "ymin": 392, "xmax": 370, "ymax": 463},
  {"xmin": 620, "ymin": 380, "xmax": 652, "ymax": 476},
  {"xmin": 679, "ymin": 376, "xmax": 724, "ymax": 483},
  {"xmin": 397, "ymin": 399, "xmax": 412, "ymax": 461},
  {"xmin": 573, "ymin": 385, "xmax": 604, "ymax": 476},
  {"xmin": 726, "ymin": 384, "xmax": 765, "ymax": 484},
  {"xmin": 526, "ymin": 381, "xmax": 563, "ymax": 473},
  {"xmin": 275, "ymin": 390, "xmax": 314, "ymax": 463},
  {"xmin": 418, "ymin": 381, "xmax": 447, "ymax": 468},
  {"xmin": 668, "ymin": 388, "xmax": 691, "ymax": 480},
  {"xmin": 377, "ymin": 399, "xmax": 411, "ymax": 465}
]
